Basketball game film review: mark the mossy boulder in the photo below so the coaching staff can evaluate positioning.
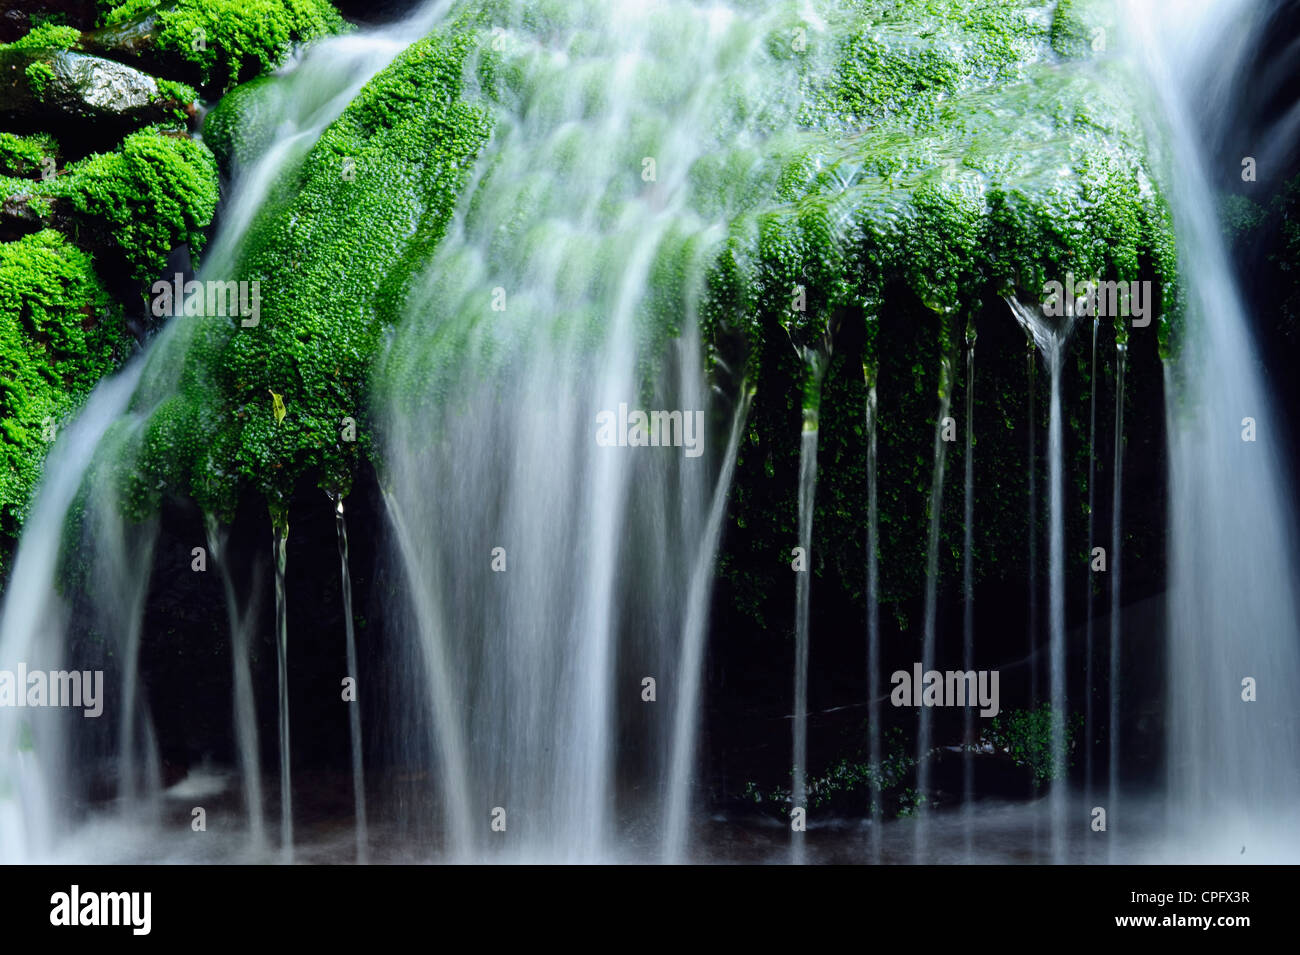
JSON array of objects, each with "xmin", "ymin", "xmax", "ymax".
[
  {"xmin": 0, "ymin": 126, "xmax": 218, "ymax": 285},
  {"xmin": 0, "ymin": 130, "xmax": 57, "ymax": 177},
  {"xmin": 103, "ymin": 0, "xmax": 1175, "ymax": 561},
  {"xmin": 0, "ymin": 47, "xmax": 195, "ymax": 147},
  {"xmin": 0, "ymin": 229, "xmax": 132, "ymax": 565},
  {"xmin": 91, "ymin": 0, "xmax": 348, "ymax": 95},
  {"xmin": 119, "ymin": 29, "xmax": 492, "ymax": 523}
]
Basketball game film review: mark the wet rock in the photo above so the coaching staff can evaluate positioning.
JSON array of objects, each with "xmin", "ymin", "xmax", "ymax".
[
  {"xmin": 0, "ymin": 49, "xmax": 192, "ymax": 151},
  {"xmin": 0, "ymin": 0, "xmax": 98, "ymax": 45}
]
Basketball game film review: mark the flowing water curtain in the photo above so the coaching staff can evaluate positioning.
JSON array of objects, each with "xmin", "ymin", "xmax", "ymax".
[{"xmin": 371, "ymin": 0, "xmax": 831, "ymax": 860}]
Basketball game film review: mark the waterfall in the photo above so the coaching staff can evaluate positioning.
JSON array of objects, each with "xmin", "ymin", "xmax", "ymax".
[
  {"xmin": 379, "ymin": 491, "xmax": 474, "ymax": 859},
  {"xmin": 863, "ymin": 352, "xmax": 882, "ymax": 863},
  {"xmin": 272, "ymin": 522, "xmax": 292, "ymax": 859},
  {"xmin": 792, "ymin": 410, "xmax": 820, "ymax": 864},
  {"xmin": 206, "ymin": 516, "xmax": 265, "ymax": 850},
  {"xmin": 0, "ymin": 363, "xmax": 145, "ymax": 861},
  {"xmin": 1007, "ymin": 297, "xmax": 1076, "ymax": 862},
  {"xmin": 663, "ymin": 389, "xmax": 751, "ymax": 864},
  {"xmin": 1107, "ymin": 344, "xmax": 1125, "ymax": 861},
  {"xmin": 1046, "ymin": 327, "xmax": 1067, "ymax": 864},
  {"xmin": 914, "ymin": 351, "xmax": 953, "ymax": 863},
  {"xmin": 1083, "ymin": 318, "xmax": 1098, "ymax": 828},
  {"xmin": 372, "ymin": 0, "xmax": 817, "ymax": 863},
  {"xmin": 1128, "ymin": 0, "xmax": 1300, "ymax": 860},
  {"xmin": 333, "ymin": 496, "xmax": 368, "ymax": 863},
  {"xmin": 961, "ymin": 329, "xmax": 975, "ymax": 858}
]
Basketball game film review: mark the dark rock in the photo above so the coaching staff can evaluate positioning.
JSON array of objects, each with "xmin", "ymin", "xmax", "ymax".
[
  {"xmin": 0, "ymin": 49, "xmax": 190, "ymax": 152},
  {"xmin": 0, "ymin": 0, "xmax": 98, "ymax": 44}
]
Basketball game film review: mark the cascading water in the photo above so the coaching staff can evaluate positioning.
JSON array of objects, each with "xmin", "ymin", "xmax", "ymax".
[
  {"xmin": 663, "ymin": 391, "xmax": 750, "ymax": 863},
  {"xmin": 0, "ymin": 4, "xmax": 447, "ymax": 864},
  {"xmin": 372, "ymin": 0, "xmax": 827, "ymax": 863},
  {"xmin": 914, "ymin": 347, "xmax": 953, "ymax": 863},
  {"xmin": 272, "ymin": 522, "xmax": 291, "ymax": 859},
  {"xmin": 206, "ymin": 515, "xmax": 266, "ymax": 850},
  {"xmin": 332, "ymin": 496, "xmax": 368, "ymax": 862},
  {"xmin": 961, "ymin": 327, "xmax": 975, "ymax": 859},
  {"xmin": 792, "ymin": 412, "xmax": 819, "ymax": 865},
  {"xmin": 1007, "ymin": 297, "xmax": 1075, "ymax": 863},
  {"xmin": 1127, "ymin": 0, "xmax": 1300, "ymax": 860},
  {"xmin": 3, "ymin": 0, "xmax": 1296, "ymax": 870},
  {"xmin": 1107, "ymin": 342, "xmax": 1125, "ymax": 861},
  {"xmin": 1083, "ymin": 317, "xmax": 1098, "ymax": 827},
  {"xmin": 0, "ymin": 363, "xmax": 144, "ymax": 861}
]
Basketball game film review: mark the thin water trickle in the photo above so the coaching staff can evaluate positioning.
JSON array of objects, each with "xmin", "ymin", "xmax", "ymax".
[
  {"xmin": 864, "ymin": 357, "xmax": 882, "ymax": 864},
  {"xmin": 914, "ymin": 352, "xmax": 953, "ymax": 864},
  {"xmin": 664, "ymin": 390, "xmax": 751, "ymax": 863},
  {"xmin": 1108, "ymin": 344, "xmax": 1126, "ymax": 863},
  {"xmin": 1084, "ymin": 318, "xmax": 1098, "ymax": 842},
  {"xmin": 1006, "ymin": 296, "xmax": 1076, "ymax": 864},
  {"xmin": 206, "ymin": 515, "xmax": 266, "ymax": 850},
  {"xmin": 333, "ymin": 496, "xmax": 368, "ymax": 863},
  {"xmin": 961, "ymin": 336, "xmax": 975, "ymax": 859},
  {"xmin": 273, "ymin": 523, "xmax": 292, "ymax": 861},
  {"xmin": 792, "ymin": 422, "xmax": 819, "ymax": 864}
]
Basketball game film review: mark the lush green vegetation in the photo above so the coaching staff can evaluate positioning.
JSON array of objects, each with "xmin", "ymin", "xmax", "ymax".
[
  {"xmin": 99, "ymin": 0, "xmax": 347, "ymax": 93},
  {"xmin": 0, "ymin": 230, "xmax": 130, "ymax": 547}
]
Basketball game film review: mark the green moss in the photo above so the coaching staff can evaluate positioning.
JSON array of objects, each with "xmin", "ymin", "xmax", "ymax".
[
  {"xmin": 984, "ymin": 704, "xmax": 1084, "ymax": 784},
  {"xmin": 1051, "ymin": 0, "xmax": 1118, "ymax": 59},
  {"xmin": 0, "ymin": 231, "xmax": 131, "ymax": 554},
  {"xmin": 23, "ymin": 61, "xmax": 57, "ymax": 99},
  {"xmin": 101, "ymin": 0, "xmax": 347, "ymax": 93},
  {"xmin": 0, "ymin": 23, "xmax": 82, "ymax": 53},
  {"xmin": 801, "ymin": 0, "xmax": 1052, "ymax": 130},
  {"xmin": 202, "ymin": 75, "xmax": 277, "ymax": 171},
  {"xmin": 0, "ymin": 129, "xmax": 219, "ymax": 285},
  {"xmin": 122, "ymin": 30, "xmax": 493, "ymax": 519},
  {"xmin": 0, "ymin": 133, "xmax": 57, "ymax": 178},
  {"xmin": 155, "ymin": 78, "xmax": 199, "ymax": 123}
]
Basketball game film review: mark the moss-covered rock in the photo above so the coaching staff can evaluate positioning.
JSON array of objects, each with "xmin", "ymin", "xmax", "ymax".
[
  {"xmin": 0, "ymin": 131, "xmax": 57, "ymax": 177},
  {"xmin": 0, "ymin": 229, "xmax": 132, "ymax": 563},
  {"xmin": 120, "ymin": 29, "xmax": 492, "ymax": 522},
  {"xmin": 93, "ymin": 0, "xmax": 348, "ymax": 94},
  {"xmin": 0, "ymin": 47, "xmax": 196, "ymax": 146},
  {"xmin": 0, "ymin": 126, "xmax": 218, "ymax": 284}
]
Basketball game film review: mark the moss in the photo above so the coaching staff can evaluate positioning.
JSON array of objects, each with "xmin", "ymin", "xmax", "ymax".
[
  {"xmin": 121, "ymin": 29, "xmax": 493, "ymax": 519},
  {"xmin": 100, "ymin": 0, "xmax": 348, "ymax": 94},
  {"xmin": 800, "ymin": 0, "xmax": 1052, "ymax": 130},
  {"xmin": 0, "ymin": 128, "xmax": 218, "ymax": 285},
  {"xmin": 201, "ymin": 74, "xmax": 277, "ymax": 171},
  {"xmin": 154, "ymin": 77, "xmax": 199, "ymax": 123},
  {"xmin": 0, "ymin": 230, "xmax": 131, "ymax": 556},
  {"xmin": 23, "ymin": 61, "xmax": 57, "ymax": 99},
  {"xmin": 0, "ymin": 22, "xmax": 82, "ymax": 53},
  {"xmin": 0, "ymin": 132, "xmax": 57, "ymax": 178},
  {"xmin": 1050, "ymin": 0, "xmax": 1118, "ymax": 59}
]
